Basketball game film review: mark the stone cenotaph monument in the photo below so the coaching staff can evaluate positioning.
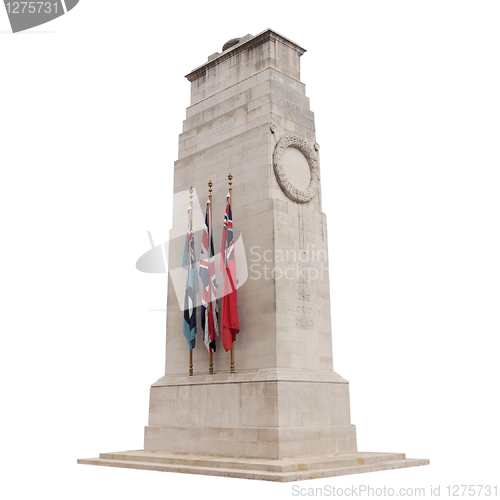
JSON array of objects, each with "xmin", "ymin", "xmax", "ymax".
[{"xmin": 78, "ymin": 29, "xmax": 429, "ymax": 481}]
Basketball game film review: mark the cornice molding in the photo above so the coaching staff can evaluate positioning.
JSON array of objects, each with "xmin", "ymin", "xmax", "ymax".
[{"xmin": 185, "ymin": 29, "xmax": 306, "ymax": 82}]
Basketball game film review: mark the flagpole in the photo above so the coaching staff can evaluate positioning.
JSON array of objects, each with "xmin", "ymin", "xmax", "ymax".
[
  {"xmin": 208, "ymin": 179, "xmax": 214, "ymax": 375},
  {"xmin": 228, "ymin": 173, "xmax": 235, "ymax": 374},
  {"xmin": 189, "ymin": 186, "xmax": 194, "ymax": 377}
]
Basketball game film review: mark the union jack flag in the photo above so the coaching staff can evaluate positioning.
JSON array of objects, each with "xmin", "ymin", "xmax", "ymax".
[
  {"xmin": 182, "ymin": 205, "xmax": 198, "ymax": 350},
  {"xmin": 199, "ymin": 199, "xmax": 219, "ymax": 354},
  {"xmin": 220, "ymin": 193, "xmax": 239, "ymax": 351}
]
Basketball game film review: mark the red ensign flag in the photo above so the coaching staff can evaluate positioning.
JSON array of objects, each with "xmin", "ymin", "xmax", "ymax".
[{"xmin": 220, "ymin": 193, "xmax": 239, "ymax": 351}]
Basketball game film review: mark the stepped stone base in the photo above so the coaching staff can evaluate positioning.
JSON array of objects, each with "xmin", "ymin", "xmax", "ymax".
[
  {"xmin": 145, "ymin": 369, "xmax": 357, "ymax": 459},
  {"xmin": 78, "ymin": 451, "xmax": 429, "ymax": 482}
]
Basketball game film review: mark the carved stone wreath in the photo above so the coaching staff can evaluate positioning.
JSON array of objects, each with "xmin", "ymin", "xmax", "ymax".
[
  {"xmin": 273, "ymin": 135, "xmax": 320, "ymax": 203},
  {"xmin": 222, "ymin": 38, "xmax": 240, "ymax": 51}
]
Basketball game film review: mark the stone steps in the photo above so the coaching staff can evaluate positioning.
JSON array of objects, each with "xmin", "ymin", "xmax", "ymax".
[{"xmin": 78, "ymin": 451, "xmax": 429, "ymax": 482}]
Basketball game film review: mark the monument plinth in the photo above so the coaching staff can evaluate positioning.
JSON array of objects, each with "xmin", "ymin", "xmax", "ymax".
[{"xmin": 78, "ymin": 29, "xmax": 429, "ymax": 481}]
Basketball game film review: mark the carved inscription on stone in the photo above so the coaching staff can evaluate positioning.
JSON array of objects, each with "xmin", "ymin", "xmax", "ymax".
[
  {"xmin": 288, "ymin": 304, "xmax": 322, "ymax": 316},
  {"xmin": 204, "ymin": 95, "xmax": 242, "ymax": 121},
  {"xmin": 288, "ymin": 301, "xmax": 321, "ymax": 329},
  {"xmin": 296, "ymin": 318, "xmax": 315, "ymax": 327},
  {"xmin": 286, "ymin": 100, "xmax": 301, "ymax": 113},
  {"xmin": 285, "ymin": 101, "xmax": 301, "ymax": 122},
  {"xmin": 211, "ymin": 117, "xmax": 234, "ymax": 136}
]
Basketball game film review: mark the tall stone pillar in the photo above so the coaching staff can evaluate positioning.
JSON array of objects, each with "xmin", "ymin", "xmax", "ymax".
[
  {"xmin": 79, "ymin": 30, "xmax": 429, "ymax": 481},
  {"xmin": 145, "ymin": 29, "xmax": 356, "ymax": 459}
]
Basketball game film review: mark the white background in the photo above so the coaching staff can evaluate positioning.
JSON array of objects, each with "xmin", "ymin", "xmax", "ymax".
[{"xmin": 1, "ymin": 1, "xmax": 499, "ymax": 498}]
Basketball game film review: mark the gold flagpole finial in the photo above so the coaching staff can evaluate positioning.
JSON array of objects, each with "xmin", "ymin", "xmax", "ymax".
[
  {"xmin": 228, "ymin": 173, "xmax": 233, "ymax": 203},
  {"xmin": 208, "ymin": 180, "xmax": 213, "ymax": 194}
]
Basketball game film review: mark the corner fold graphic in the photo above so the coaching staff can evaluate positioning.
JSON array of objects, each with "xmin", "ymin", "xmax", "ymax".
[
  {"xmin": 64, "ymin": 0, "xmax": 79, "ymax": 12},
  {"xmin": 3, "ymin": 0, "xmax": 79, "ymax": 33}
]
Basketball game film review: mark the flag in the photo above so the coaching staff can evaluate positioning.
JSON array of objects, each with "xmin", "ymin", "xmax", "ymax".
[
  {"xmin": 182, "ymin": 205, "xmax": 198, "ymax": 350},
  {"xmin": 220, "ymin": 193, "xmax": 239, "ymax": 351},
  {"xmin": 199, "ymin": 199, "xmax": 219, "ymax": 354}
]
